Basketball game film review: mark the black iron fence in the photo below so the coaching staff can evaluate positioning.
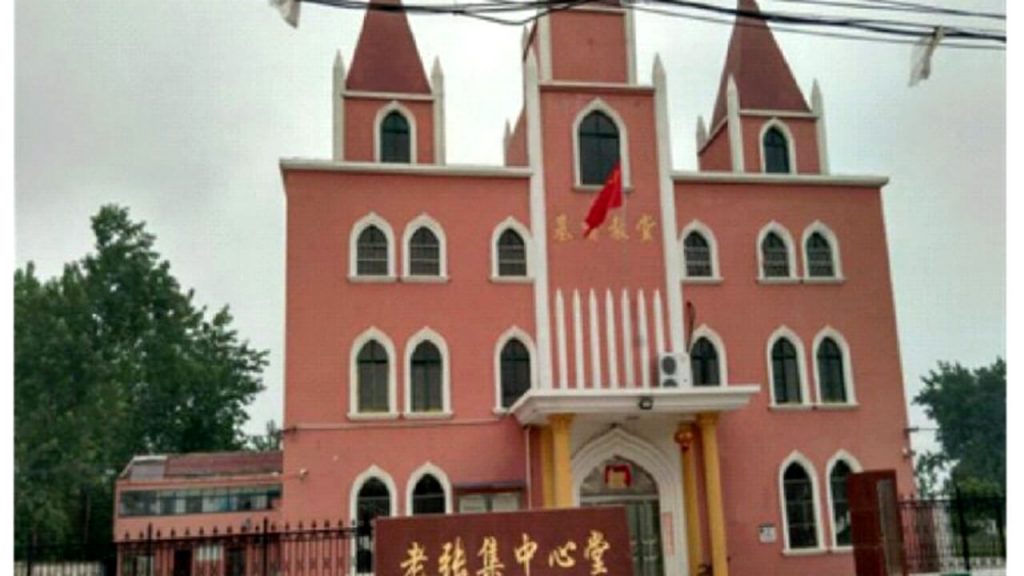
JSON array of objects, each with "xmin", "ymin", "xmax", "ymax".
[{"xmin": 901, "ymin": 493, "xmax": 1006, "ymax": 574}]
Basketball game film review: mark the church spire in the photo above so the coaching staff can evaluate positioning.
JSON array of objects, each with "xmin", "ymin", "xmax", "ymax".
[
  {"xmin": 346, "ymin": 0, "xmax": 430, "ymax": 94},
  {"xmin": 709, "ymin": 0, "xmax": 809, "ymax": 128}
]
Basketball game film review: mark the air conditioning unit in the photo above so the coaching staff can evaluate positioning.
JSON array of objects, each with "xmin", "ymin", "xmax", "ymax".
[{"xmin": 658, "ymin": 352, "xmax": 691, "ymax": 388}]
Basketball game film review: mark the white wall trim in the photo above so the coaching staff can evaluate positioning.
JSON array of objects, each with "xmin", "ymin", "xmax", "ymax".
[
  {"xmin": 405, "ymin": 461, "xmax": 454, "ymax": 515},
  {"xmin": 778, "ymin": 451, "xmax": 826, "ymax": 554},
  {"xmin": 758, "ymin": 118, "xmax": 798, "ymax": 174},
  {"xmin": 538, "ymin": 15, "xmax": 553, "ymax": 82},
  {"xmin": 824, "ymin": 450, "xmax": 862, "ymax": 550},
  {"xmin": 726, "ymin": 75, "xmax": 745, "ymax": 173},
  {"xmin": 349, "ymin": 327, "xmax": 399, "ymax": 419},
  {"xmin": 281, "ymin": 158, "xmax": 531, "ymax": 179},
  {"xmin": 679, "ymin": 220, "xmax": 722, "ymax": 280},
  {"xmin": 490, "ymin": 217, "xmax": 534, "ymax": 280},
  {"xmin": 349, "ymin": 464, "xmax": 399, "ymax": 521},
  {"xmin": 333, "ymin": 51, "xmax": 346, "ymax": 161},
  {"xmin": 811, "ymin": 326, "xmax": 857, "ymax": 405},
  {"xmin": 403, "ymin": 327, "xmax": 452, "ymax": 416},
  {"xmin": 690, "ymin": 324, "xmax": 729, "ymax": 386},
  {"xmin": 373, "ymin": 101, "xmax": 418, "ymax": 164},
  {"xmin": 349, "ymin": 212, "xmax": 397, "ymax": 280},
  {"xmin": 493, "ymin": 326, "xmax": 539, "ymax": 412},
  {"xmin": 811, "ymin": 80, "xmax": 830, "ymax": 174},
  {"xmin": 343, "ymin": 90, "xmax": 435, "ymax": 102},
  {"xmin": 624, "ymin": 7, "xmax": 637, "ymax": 85},
  {"xmin": 756, "ymin": 221, "xmax": 798, "ymax": 280},
  {"xmin": 401, "ymin": 213, "xmax": 448, "ymax": 279},
  {"xmin": 766, "ymin": 325, "xmax": 810, "ymax": 406},
  {"xmin": 431, "ymin": 58, "xmax": 446, "ymax": 166},
  {"xmin": 670, "ymin": 170, "xmax": 888, "ymax": 187},
  {"xmin": 801, "ymin": 220, "xmax": 844, "ymax": 280},
  {"xmin": 571, "ymin": 98, "xmax": 633, "ymax": 188}
]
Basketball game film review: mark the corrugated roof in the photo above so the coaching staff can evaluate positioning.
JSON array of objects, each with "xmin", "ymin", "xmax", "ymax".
[
  {"xmin": 346, "ymin": 0, "xmax": 431, "ymax": 94},
  {"xmin": 125, "ymin": 451, "xmax": 282, "ymax": 481}
]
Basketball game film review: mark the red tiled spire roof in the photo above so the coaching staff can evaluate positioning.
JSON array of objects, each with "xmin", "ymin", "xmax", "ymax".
[
  {"xmin": 346, "ymin": 0, "xmax": 431, "ymax": 94},
  {"xmin": 710, "ymin": 0, "xmax": 809, "ymax": 128}
]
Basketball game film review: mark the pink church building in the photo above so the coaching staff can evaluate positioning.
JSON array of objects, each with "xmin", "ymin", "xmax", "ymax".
[{"xmin": 114, "ymin": 1, "xmax": 916, "ymax": 575}]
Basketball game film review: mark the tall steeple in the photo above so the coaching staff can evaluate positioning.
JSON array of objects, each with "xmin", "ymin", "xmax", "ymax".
[
  {"xmin": 709, "ymin": 0, "xmax": 809, "ymax": 128},
  {"xmin": 346, "ymin": 0, "xmax": 430, "ymax": 94}
]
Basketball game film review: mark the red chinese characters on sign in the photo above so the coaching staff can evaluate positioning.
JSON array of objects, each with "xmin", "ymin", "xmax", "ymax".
[{"xmin": 375, "ymin": 507, "xmax": 632, "ymax": 576}]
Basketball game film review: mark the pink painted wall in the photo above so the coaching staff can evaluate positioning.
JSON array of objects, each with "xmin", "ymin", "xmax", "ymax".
[
  {"xmin": 549, "ymin": 11, "xmax": 628, "ymax": 84},
  {"xmin": 343, "ymin": 97, "xmax": 435, "ymax": 164},
  {"xmin": 674, "ymin": 180, "xmax": 914, "ymax": 574},
  {"xmin": 506, "ymin": 109, "xmax": 528, "ymax": 167},
  {"xmin": 740, "ymin": 115, "xmax": 821, "ymax": 174},
  {"xmin": 697, "ymin": 124, "xmax": 732, "ymax": 172}
]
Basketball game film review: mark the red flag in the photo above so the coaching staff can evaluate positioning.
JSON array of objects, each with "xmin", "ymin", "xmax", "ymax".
[{"xmin": 582, "ymin": 164, "xmax": 623, "ymax": 238}]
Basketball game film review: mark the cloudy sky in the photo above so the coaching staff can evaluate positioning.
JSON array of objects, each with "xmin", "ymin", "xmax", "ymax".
[{"xmin": 15, "ymin": 0, "xmax": 1005, "ymax": 454}]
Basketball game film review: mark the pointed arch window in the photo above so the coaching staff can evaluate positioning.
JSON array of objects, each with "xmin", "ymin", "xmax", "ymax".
[
  {"xmin": 690, "ymin": 337, "xmax": 721, "ymax": 386},
  {"xmin": 357, "ymin": 341, "xmax": 390, "ymax": 413},
  {"xmin": 806, "ymin": 232, "xmax": 835, "ymax": 277},
  {"xmin": 763, "ymin": 126, "xmax": 790, "ymax": 174},
  {"xmin": 761, "ymin": 232, "xmax": 791, "ymax": 278},
  {"xmin": 380, "ymin": 111, "xmax": 411, "ymax": 163},
  {"xmin": 684, "ymin": 232, "xmax": 713, "ymax": 277},
  {"xmin": 408, "ymin": 227, "xmax": 440, "ymax": 276},
  {"xmin": 497, "ymin": 229, "xmax": 527, "ymax": 277},
  {"xmin": 356, "ymin": 226, "xmax": 389, "ymax": 276},
  {"xmin": 783, "ymin": 462, "xmax": 819, "ymax": 549},
  {"xmin": 410, "ymin": 341, "xmax": 443, "ymax": 413},
  {"xmin": 500, "ymin": 339, "xmax": 531, "ymax": 408},
  {"xmin": 771, "ymin": 338, "xmax": 802, "ymax": 404},
  {"xmin": 355, "ymin": 478, "xmax": 391, "ymax": 573},
  {"xmin": 817, "ymin": 337, "xmax": 847, "ymax": 403},
  {"xmin": 829, "ymin": 461, "xmax": 853, "ymax": 547},
  {"xmin": 411, "ymin": 474, "xmax": 446, "ymax": 515},
  {"xmin": 579, "ymin": 111, "xmax": 620, "ymax": 185}
]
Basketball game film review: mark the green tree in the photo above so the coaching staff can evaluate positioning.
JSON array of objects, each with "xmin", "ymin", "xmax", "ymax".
[
  {"xmin": 914, "ymin": 358, "xmax": 1005, "ymax": 495},
  {"xmin": 247, "ymin": 420, "xmax": 283, "ymax": 452},
  {"xmin": 15, "ymin": 205, "xmax": 268, "ymax": 553}
]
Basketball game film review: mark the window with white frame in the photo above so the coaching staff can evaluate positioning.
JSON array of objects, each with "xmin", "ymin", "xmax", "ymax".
[
  {"xmin": 356, "ymin": 226, "xmax": 390, "ymax": 277},
  {"xmin": 690, "ymin": 337, "xmax": 721, "ymax": 386},
  {"xmin": 578, "ymin": 110, "xmax": 620, "ymax": 185},
  {"xmin": 771, "ymin": 338, "xmax": 803, "ymax": 404},
  {"xmin": 684, "ymin": 231, "xmax": 713, "ymax": 278},
  {"xmin": 408, "ymin": 227, "xmax": 441, "ymax": 276},
  {"xmin": 763, "ymin": 126, "xmax": 791, "ymax": 174},
  {"xmin": 411, "ymin": 474, "xmax": 446, "ymax": 515},
  {"xmin": 499, "ymin": 339, "xmax": 531, "ymax": 408},
  {"xmin": 829, "ymin": 460, "xmax": 853, "ymax": 547},
  {"xmin": 496, "ymin": 229, "xmax": 527, "ymax": 277},
  {"xmin": 761, "ymin": 232, "xmax": 791, "ymax": 278},
  {"xmin": 355, "ymin": 478, "xmax": 391, "ymax": 573},
  {"xmin": 817, "ymin": 337, "xmax": 847, "ymax": 403},
  {"xmin": 806, "ymin": 231, "xmax": 836, "ymax": 278},
  {"xmin": 380, "ymin": 111, "xmax": 411, "ymax": 164},
  {"xmin": 783, "ymin": 461, "xmax": 819, "ymax": 550},
  {"xmin": 409, "ymin": 341, "xmax": 443, "ymax": 413},
  {"xmin": 357, "ymin": 340, "xmax": 390, "ymax": 413}
]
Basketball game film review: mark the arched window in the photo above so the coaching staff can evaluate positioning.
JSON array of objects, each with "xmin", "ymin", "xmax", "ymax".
[
  {"xmin": 684, "ymin": 232, "xmax": 712, "ymax": 278},
  {"xmin": 761, "ymin": 232, "xmax": 791, "ymax": 278},
  {"xmin": 410, "ymin": 341, "xmax": 443, "ymax": 413},
  {"xmin": 771, "ymin": 338, "xmax": 802, "ymax": 404},
  {"xmin": 411, "ymin": 474, "xmax": 446, "ymax": 515},
  {"xmin": 408, "ymin": 227, "xmax": 440, "ymax": 276},
  {"xmin": 806, "ymin": 232, "xmax": 835, "ymax": 278},
  {"xmin": 829, "ymin": 461, "xmax": 853, "ymax": 547},
  {"xmin": 496, "ymin": 229, "xmax": 527, "ymax": 277},
  {"xmin": 355, "ymin": 478, "xmax": 391, "ymax": 573},
  {"xmin": 578, "ymin": 111, "xmax": 620, "ymax": 185},
  {"xmin": 356, "ymin": 225, "xmax": 389, "ymax": 276},
  {"xmin": 783, "ymin": 462, "xmax": 819, "ymax": 549},
  {"xmin": 763, "ymin": 126, "xmax": 790, "ymax": 174},
  {"xmin": 357, "ymin": 341, "xmax": 390, "ymax": 413},
  {"xmin": 500, "ymin": 339, "xmax": 531, "ymax": 408},
  {"xmin": 380, "ymin": 111, "xmax": 411, "ymax": 163},
  {"xmin": 690, "ymin": 337, "xmax": 720, "ymax": 386},
  {"xmin": 817, "ymin": 337, "xmax": 847, "ymax": 403}
]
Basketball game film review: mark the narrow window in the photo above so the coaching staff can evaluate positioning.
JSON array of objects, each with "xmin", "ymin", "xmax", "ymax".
[
  {"xmin": 357, "ymin": 341, "xmax": 389, "ymax": 413},
  {"xmin": 409, "ymin": 227, "xmax": 440, "ymax": 276},
  {"xmin": 579, "ymin": 111, "xmax": 620, "ymax": 185},
  {"xmin": 410, "ymin": 341, "xmax": 443, "ymax": 413},
  {"xmin": 380, "ymin": 111, "xmax": 411, "ymax": 163},
  {"xmin": 830, "ymin": 461, "xmax": 853, "ymax": 547},
  {"xmin": 761, "ymin": 232, "xmax": 790, "ymax": 278},
  {"xmin": 497, "ymin": 229, "xmax": 527, "ymax": 277},
  {"xmin": 772, "ymin": 338, "xmax": 802, "ymax": 404},
  {"xmin": 817, "ymin": 337, "xmax": 847, "ymax": 403},
  {"xmin": 684, "ymin": 232, "xmax": 713, "ymax": 277},
  {"xmin": 806, "ymin": 232, "xmax": 836, "ymax": 277},
  {"xmin": 412, "ymin": 474, "xmax": 446, "ymax": 515},
  {"xmin": 356, "ymin": 226, "xmax": 389, "ymax": 276},
  {"xmin": 690, "ymin": 337, "xmax": 721, "ymax": 386},
  {"xmin": 500, "ymin": 339, "xmax": 531, "ymax": 408},
  {"xmin": 356, "ymin": 479, "xmax": 391, "ymax": 573},
  {"xmin": 783, "ymin": 463, "xmax": 819, "ymax": 549},
  {"xmin": 763, "ymin": 126, "xmax": 790, "ymax": 173}
]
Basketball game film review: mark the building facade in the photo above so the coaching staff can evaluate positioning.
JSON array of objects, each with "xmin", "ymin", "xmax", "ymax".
[{"xmin": 115, "ymin": 1, "xmax": 916, "ymax": 575}]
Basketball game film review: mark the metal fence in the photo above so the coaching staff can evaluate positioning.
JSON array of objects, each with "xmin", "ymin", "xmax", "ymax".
[{"xmin": 901, "ymin": 493, "xmax": 1006, "ymax": 575}]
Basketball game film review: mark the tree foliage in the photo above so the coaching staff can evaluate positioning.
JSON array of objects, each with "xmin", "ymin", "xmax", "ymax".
[
  {"xmin": 15, "ymin": 205, "xmax": 268, "ymax": 551},
  {"xmin": 913, "ymin": 358, "xmax": 1005, "ymax": 496}
]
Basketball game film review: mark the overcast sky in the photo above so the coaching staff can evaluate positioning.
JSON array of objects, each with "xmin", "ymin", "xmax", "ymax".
[{"xmin": 15, "ymin": 0, "xmax": 1006, "ymax": 455}]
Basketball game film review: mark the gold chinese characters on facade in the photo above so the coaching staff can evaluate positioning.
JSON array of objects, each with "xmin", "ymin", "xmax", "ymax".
[{"xmin": 553, "ymin": 213, "xmax": 657, "ymax": 243}]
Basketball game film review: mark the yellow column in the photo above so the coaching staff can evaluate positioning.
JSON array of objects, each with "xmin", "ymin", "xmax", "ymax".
[
  {"xmin": 539, "ymin": 426, "xmax": 555, "ymax": 508},
  {"xmin": 549, "ymin": 414, "xmax": 575, "ymax": 508},
  {"xmin": 675, "ymin": 423, "xmax": 703, "ymax": 576},
  {"xmin": 698, "ymin": 412, "xmax": 729, "ymax": 576}
]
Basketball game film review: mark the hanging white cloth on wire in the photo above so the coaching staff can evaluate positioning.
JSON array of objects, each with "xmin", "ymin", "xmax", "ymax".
[
  {"xmin": 270, "ymin": 0, "xmax": 301, "ymax": 28},
  {"xmin": 909, "ymin": 26, "xmax": 945, "ymax": 86}
]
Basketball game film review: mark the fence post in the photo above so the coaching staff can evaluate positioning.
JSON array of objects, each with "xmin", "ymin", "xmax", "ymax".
[
  {"xmin": 262, "ymin": 517, "xmax": 270, "ymax": 576},
  {"xmin": 147, "ymin": 523, "xmax": 154, "ymax": 576},
  {"xmin": 995, "ymin": 498, "xmax": 1006, "ymax": 561},
  {"xmin": 953, "ymin": 486, "xmax": 971, "ymax": 572}
]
